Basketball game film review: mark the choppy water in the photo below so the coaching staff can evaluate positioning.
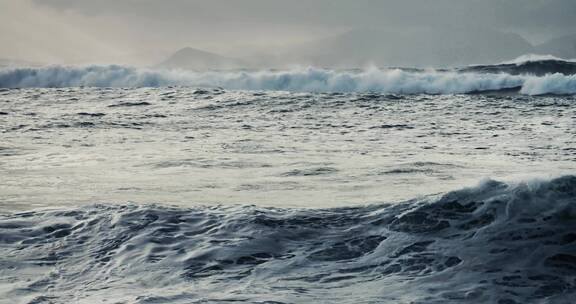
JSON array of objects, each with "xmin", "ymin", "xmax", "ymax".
[
  {"xmin": 1, "ymin": 88, "xmax": 575, "ymax": 211},
  {"xmin": 1, "ymin": 61, "xmax": 576, "ymax": 303},
  {"xmin": 1, "ymin": 177, "xmax": 576, "ymax": 303}
]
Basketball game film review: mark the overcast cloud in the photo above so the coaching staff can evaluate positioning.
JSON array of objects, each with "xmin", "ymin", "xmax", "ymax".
[{"xmin": 2, "ymin": 0, "xmax": 575, "ymax": 64}]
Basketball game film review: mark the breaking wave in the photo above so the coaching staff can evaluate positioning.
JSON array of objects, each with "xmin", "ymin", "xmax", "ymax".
[
  {"xmin": 501, "ymin": 54, "xmax": 576, "ymax": 65},
  {"xmin": 1, "ymin": 64, "xmax": 576, "ymax": 95},
  {"xmin": 1, "ymin": 175, "xmax": 576, "ymax": 303}
]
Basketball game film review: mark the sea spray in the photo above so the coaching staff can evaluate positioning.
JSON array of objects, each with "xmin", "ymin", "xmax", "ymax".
[{"xmin": 2, "ymin": 64, "xmax": 576, "ymax": 95}]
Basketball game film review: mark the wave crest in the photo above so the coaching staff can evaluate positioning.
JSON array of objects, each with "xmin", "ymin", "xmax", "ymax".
[
  {"xmin": 2, "ymin": 64, "xmax": 576, "ymax": 95},
  {"xmin": 501, "ymin": 54, "xmax": 576, "ymax": 65},
  {"xmin": 1, "ymin": 175, "xmax": 576, "ymax": 302}
]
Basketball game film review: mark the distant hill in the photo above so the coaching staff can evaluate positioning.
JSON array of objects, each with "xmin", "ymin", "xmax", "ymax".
[
  {"xmin": 536, "ymin": 34, "xmax": 576, "ymax": 59},
  {"xmin": 279, "ymin": 27, "xmax": 534, "ymax": 68},
  {"xmin": 157, "ymin": 47, "xmax": 245, "ymax": 70},
  {"xmin": 156, "ymin": 31, "xmax": 576, "ymax": 70}
]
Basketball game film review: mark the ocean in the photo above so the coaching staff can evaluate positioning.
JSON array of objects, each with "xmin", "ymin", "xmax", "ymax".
[{"xmin": 0, "ymin": 59, "xmax": 575, "ymax": 303}]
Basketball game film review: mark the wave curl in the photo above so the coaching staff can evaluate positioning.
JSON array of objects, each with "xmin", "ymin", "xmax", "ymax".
[{"xmin": 1, "ymin": 175, "xmax": 576, "ymax": 303}]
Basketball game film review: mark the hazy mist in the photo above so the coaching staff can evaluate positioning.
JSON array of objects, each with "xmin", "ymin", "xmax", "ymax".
[{"xmin": 2, "ymin": 0, "xmax": 576, "ymax": 67}]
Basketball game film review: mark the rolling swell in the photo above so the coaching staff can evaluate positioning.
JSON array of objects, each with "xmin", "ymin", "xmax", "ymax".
[
  {"xmin": 1, "ymin": 62, "xmax": 576, "ymax": 95},
  {"xmin": 1, "ymin": 176, "xmax": 576, "ymax": 303},
  {"xmin": 461, "ymin": 59, "xmax": 576, "ymax": 76}
]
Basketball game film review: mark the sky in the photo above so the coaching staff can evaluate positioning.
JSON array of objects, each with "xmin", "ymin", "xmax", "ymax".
[{"xmin": 1, "ymin": 0, "xmax": 575, "ymax": 65}]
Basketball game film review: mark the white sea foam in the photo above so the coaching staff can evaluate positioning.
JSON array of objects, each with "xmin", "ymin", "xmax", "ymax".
[
  {"xmin": 520, "ymin": 73, "xmax": 576, "ymax": 95},
  {"xmin": 1, "ymin": 65, "xmax": 576, "ymax": 95},
  {"xmin": 501, "ymin": 54, "xmax": 576, "ymax": 65}
]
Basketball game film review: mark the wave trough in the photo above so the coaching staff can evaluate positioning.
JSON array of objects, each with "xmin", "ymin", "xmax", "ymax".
[{"xmin": 2, "ymin": 64, "xmax": 576, "ymax": 95}]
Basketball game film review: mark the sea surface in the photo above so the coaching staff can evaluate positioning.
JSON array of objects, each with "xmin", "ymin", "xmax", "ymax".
[{"xmin": 1, "ymin": 59, "xmax": 576, "ymax": 303}]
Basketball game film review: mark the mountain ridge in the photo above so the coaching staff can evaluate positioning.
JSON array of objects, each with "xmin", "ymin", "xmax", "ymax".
[
  {"xmin": 158, "ymin": 29, "xmax": 576, "ymax": 70},
  {"xmin": 157, "ymin": 47, "xmax": 245, "ymax": 70}
]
